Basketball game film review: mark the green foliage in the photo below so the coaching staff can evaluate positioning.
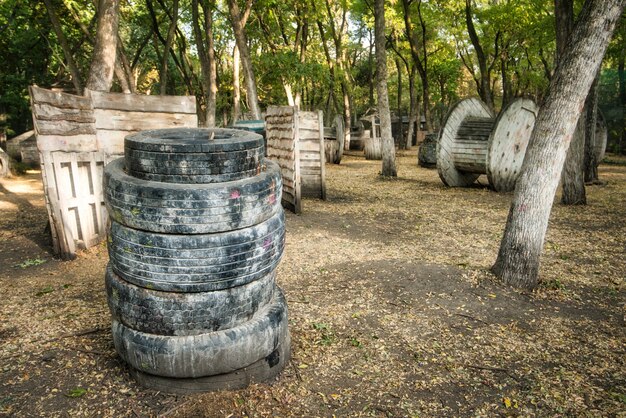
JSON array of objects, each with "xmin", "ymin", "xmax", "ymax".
[{"xmin": 1, "ymin": 0, "xmax": 623, "ymax": 145}]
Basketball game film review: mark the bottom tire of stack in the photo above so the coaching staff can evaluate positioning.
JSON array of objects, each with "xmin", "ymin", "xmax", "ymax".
[{"xmin": 111, "ymin": 288, "xmax": 290, "ymax": 392}]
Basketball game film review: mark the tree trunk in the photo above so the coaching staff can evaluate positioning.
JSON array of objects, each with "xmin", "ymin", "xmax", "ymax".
[
  {"xmin": 584, "ymin": 73, "xmax": 600, "ymax": 182},
  {"xmin": 465, "ymin": 0, "xmax": 494, "ymax": 112},
  {"xmin": 43, "ymin": 0, "xmax": 83, "ymax": 93},
  {"xmin": 556, "ymin": 0, "xmax": 587, "ymax": 204},
  {"xmin": 192, "ymin": 0, "xmax": 217, "ymax": 126},
  {"xmin": 85, "ymin": 0, "xmax": 119, "ymax": 92},
  {"xmin": 395, "ymin": 57, "xmax": 406, "ymax": 150},
  {"xmin": 492, "ymin": 0, "xmax": 624, "ymax": 291},
  {"xmin": 406, "ymin": 65, "xmax": 417, "ymax": 147},
  {"xmin": 159, "ymin": 0, "xmax": 178, "ymax": 95},
  {"xmin": 227, "ymin": 0, "xmax": 262, "ymax": 120},
  {"xmin": 401, "ymin": 0, "xmax": 432, "ymax": 131},
  {"xmin": 375, "ymin": 0, "xmax": 397, "ymax": 177},
  {"xmin": 232, "ymin": 44, "xmax": 241, "ymax": 122},
  {"xmin": 617, "ymin": 32, "xmax": 626, "ymax": 154}
]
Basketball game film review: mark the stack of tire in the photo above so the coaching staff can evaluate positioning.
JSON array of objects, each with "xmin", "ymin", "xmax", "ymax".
[{"xmin": 103, "ymin": 128, "xmax": 290, "ymax": 393}]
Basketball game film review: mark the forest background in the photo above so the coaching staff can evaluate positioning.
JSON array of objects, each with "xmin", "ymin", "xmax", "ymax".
[{"xmin": 0, "ymin": 0, "xmax": 625, "ymax": 154}]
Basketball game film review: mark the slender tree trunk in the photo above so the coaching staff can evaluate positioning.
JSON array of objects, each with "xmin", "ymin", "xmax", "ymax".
[
  {"xmin": 617, "ymin": 36, "xmax": 626, "ymax": 154},
  {"xmin": 556, "ymin": 0, "xmax": 586, "ymax": 204},
  {"xmin": 374, "ymin": 0, "xmax": 396, "ymax": 177},
  {"xmin": 395, "ymin": 57, "xmax": 406, "ymax": 150},
  {"xmin": 227, "ymin": 0, "xmax": 262, "ymax": 119},
  {"xmin": 465, "ymin": 0, "xmax": 494, "ymax": 112},
  {"xmin": 401, "ymin": 0, "xmax": 432, "ymax": 131},
  {"xmin": 368, "ymin": 28, "xmax": 375, "ymax": 108},
  {"xmin": 492, "ymin": 0, "xmax": 624, "ymax": 291},
  {"xmin": 205, "ymin": 1, "xmax": 217, "ymax": 126},
  {"xmin": 406, "ymin": 65, "xmax": 417, "ymax": 147},
  {"xmin": 584, "ymin": 73, "xmax": 600, "ymax": 182},
  {"xmin": 43, "ymin": 0, "xmax": 83, "ymax": 93},
  {"xmin": 192, "ymin": 0, "xmax": 217, "ymax": 126},
  {"xmin": 233, "ymin": 44, "xmax": 241, "ymax": 123},
  {"xmin": 159, "ymin": 0, "xmax": 179, "ymax": 95}
]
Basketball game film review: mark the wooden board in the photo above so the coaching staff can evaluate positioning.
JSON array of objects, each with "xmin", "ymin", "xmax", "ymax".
[
  {"xmin": 298, "ymin": 110, "xmax": 325, "ymax": 200},
  {"xmin": 30, "ymin": 86, "xmax": 198, "ymax": 259},
  {"xmin": 266, "ymin": 106, "xmax": 301, "ymax": 214}
]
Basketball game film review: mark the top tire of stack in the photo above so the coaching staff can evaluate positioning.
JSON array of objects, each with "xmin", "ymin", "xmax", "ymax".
[{"xmin": 124, "ymin": 128, "xmax": 265, "ymax": 184}]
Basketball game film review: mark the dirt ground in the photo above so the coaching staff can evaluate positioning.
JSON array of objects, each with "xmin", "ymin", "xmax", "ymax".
[{"xmin": 0, "ymin": 149, "xmax": 624, "ymax": 417}]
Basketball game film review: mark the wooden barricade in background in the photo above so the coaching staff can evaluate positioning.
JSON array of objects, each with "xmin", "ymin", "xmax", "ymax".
[
  {"xmin": 265, "ymin": 106, "xmax": 326, "ymax": 214},
  {"xmin": 29, "ymin": 86, "xmax": 197, "ymax": 259}
]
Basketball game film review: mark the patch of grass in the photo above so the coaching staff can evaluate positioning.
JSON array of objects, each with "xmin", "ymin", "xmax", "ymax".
[
  {"xmin": 312, "ymin": 322, "xmax": 335, "ymax": 346},
  {"xmin": 540, "ymin": 278, "xmax": 565, "ymax": 291},
  {"xmin": 35, "ymin": 286, "xmax": 55, "ymax": 297},
  {"xmin": 16, "ymin": 258, "xmax": 46, "ymax": 268},
  {"xmin": 64, "ymin": 388, "xmax": 87, "ymax": 398},
  {"xmin": 349, "ymin": 337, "xmax": 362, "ymax": 348}
]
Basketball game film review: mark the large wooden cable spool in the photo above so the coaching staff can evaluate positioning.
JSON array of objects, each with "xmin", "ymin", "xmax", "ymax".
[{"xmin": 437, "ymin": 97, "xmax": 538, "ymax": 192}]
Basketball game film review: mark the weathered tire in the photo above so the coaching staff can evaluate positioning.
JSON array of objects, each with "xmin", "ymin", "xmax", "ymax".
[
  {"xmin": 128, "ymin": 336, "xmax": 290, "ymax": 394},
  {"xmin": 112, "ymin": 288, "xmax": 289, "ymax": 378},
  {"xmin": 124, "ymin": 128, "xmax": 265, "ymax": 183},
  {"xmin": 104, "ymin": 158, "xmax": 282, "ymax": 234},
  {"xmin": 106, "ymin": 264, "xmax": 276, "ymax": 335},
  {"xmin": 108, "ymin": 211, "xmax": 285, "ymax": 292}
]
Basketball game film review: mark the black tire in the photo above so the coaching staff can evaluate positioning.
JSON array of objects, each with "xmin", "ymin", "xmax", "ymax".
[
  {"xmin": 106, "ymin": 264, "xmax": 276, "ymax": 335},
  {"xmin": 125, "ymin": 148, "xmax": 262, "ymax": 184},
  {"xmin": 125, "ymin": 128, "xmax": 264, "ymax": 154},
  {"xmin": 112, "ymin": 288, "xmax": 289, "ymax": 378},
  {"xmin": 104, "ymin": 158, "xmax": 282, "ymax": 234},
  {"xmin": 107, "ymin": 211, "xmax": 285, "ymax": 292},
  {"xmin": 128, "ymin": 335, "xmax": 290, "ymax": 394}
]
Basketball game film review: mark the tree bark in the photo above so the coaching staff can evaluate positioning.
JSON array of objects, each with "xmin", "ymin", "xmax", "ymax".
[
  {"xmin": 492, "ymin": 0, "xmax": 624, "ymax": 291},
  {"xmin": 556, "ymin": 0, "xmax": 587, "ymax": 204},
  {"xmin": 395, "ymin": 57, "xmax": 405, "ymax": 150},
  {"xmin": 86, "ymin": 0, "xmax": 119, "ymax": 92},
  {"xmin": 159, "ymin": 0, "xmax": 179, "ymax": 95},
  {"xmin": 584, "ymin": 73, "xmax": 600, "ymax": 182},
  {"xmin": 227, "ymin": 0, "xmax": 262, "ymax": 119},
  {"xmin": 374, "ymin": 0, "xmax": 396, "ymax": 177},
  {"xmin": 465, "ymin": 0, "xmax": 494, "ymax": 112},
  {"xmin": 43, "ymin": 0, "xmax": 83, "ymax": 93},
  {"xmin": 401, "ymin": 0, "xmax": 432, "ymax": 131},
  {"xmin": 192, "ymin": 0, "xmax": 217, "ymax": 126}
]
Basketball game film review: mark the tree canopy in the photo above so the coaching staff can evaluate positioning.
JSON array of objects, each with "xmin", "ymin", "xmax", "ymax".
[{"xmin": 0, "ymin": 0, "xmax": 623, "ymax": 151}]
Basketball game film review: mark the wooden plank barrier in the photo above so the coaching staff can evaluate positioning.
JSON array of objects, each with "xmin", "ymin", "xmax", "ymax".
[
  {"xmin": 437, "ymin": 97, "xmax": 537, "ymax": 192},
  {"xmin": 265, "ymin": 106, "xmax": 326, "ymax": 214},
  {"xmin": 29, "ymin": 86, "xmax": 197, "ymax": 259}
]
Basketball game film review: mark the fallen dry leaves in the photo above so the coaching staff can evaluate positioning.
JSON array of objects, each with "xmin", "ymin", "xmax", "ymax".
[{"xmin": 0, "ymin": 150, "xmax": 624, "ymax": 417}]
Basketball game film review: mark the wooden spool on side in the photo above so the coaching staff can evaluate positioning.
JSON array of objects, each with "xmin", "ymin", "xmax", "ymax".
[
  {"xmin": 486, "ymin": 98, "xmax": 538, "ymax": 192},
  {"xmin": 437, "ymin": 98, "xmax": 494, "ymax": 187},
  {"xmin": 452, "ymin": 117, "xmax": 494, "ymax": 174}
]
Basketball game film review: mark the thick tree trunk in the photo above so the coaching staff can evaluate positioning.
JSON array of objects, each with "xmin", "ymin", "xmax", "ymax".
[
  {"xmin": 374, "ymin": 0, "xmax": 397, "ymax": 177},
  {"xmin": 584, "ymin": 73, "xmax": 600, "ymax": 182},
  {"xmin": 85, "ymin": 0, "xmax": 119, "ymax": 92},
  {"xmin": 492, "ymin": 0, "xmax": 624, "ymax": 291},
  {"xmin": 43, "ymin": 0, "xmax": 83, "ymax": 93},
  {"xmin": 556, "ymin": 0, "xmax": 587, "ymax": 204},
  {"xmin": 561, "ymin": 115, "xmax": 587, "ymax": 204},
  {"xmin": 227, "ymin": 0, "xmax": 262, "ymax": 120}
]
